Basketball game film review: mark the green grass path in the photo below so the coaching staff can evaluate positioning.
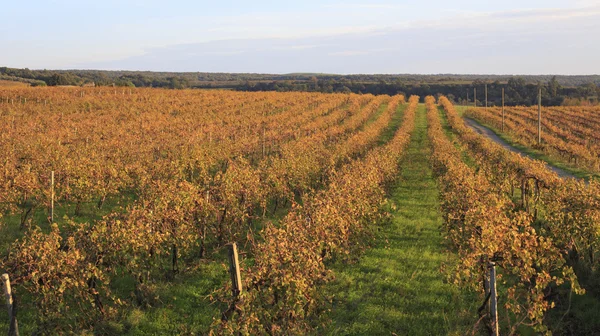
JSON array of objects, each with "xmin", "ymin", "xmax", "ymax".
[{"xmin": 320, "ymin": 104, "xmax": 478, "ymax": 335}]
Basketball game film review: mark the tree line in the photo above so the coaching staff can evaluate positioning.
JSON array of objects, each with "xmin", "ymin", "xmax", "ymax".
[{"xmin": 1, "ymin": 67, "xmax": 599, "ymax": 106}]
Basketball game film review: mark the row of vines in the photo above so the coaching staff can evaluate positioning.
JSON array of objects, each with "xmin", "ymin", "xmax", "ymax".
[
  {"xmin": 434, "ymin": 96, "xmax": 600, "ymax": 334},
  {"xmin": 0, "ymin": 87, "xmax": 411, "ymax": 334},
  {"xmin": 465, "ymin": 105, "xmax": 600, "ymax": 172}
]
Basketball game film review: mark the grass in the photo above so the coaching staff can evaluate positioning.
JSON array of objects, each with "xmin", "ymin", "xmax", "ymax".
[
  {"xmin": 117, "ymin": 258, "xmax": 227, "ymax": 335},
  {"xmin": 318, "ymin": 104, "xmax": 479, "ymax": 335}
]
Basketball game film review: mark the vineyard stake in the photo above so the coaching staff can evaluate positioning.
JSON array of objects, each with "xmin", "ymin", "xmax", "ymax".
[
  {"xmin": 2, "ymin": 274, "xmax": 19, "ymax": 336},
  {"xmin": 50, "ymin": 171, "xmax": 55, "ymax": 223},
  {"xmin": 538, "ymin": 88, "xmax": 542, "ymax": 145},
  {"xmin": 501, "ymin": 88, "xmax": 505, "ymax": 132},
  {"xmin": 262, "ymin": 126, "xmax": 266, "ymax": 158},
  {"xmin": 227, "ymin": 243, "xmax": 243, "ymax": 297},
  {"xmin": 200, "ymin": 191, "xmax": 209, "ymax": 258},
  {"xmin": 474, "ymin": 88, "xmax": 477, "ymax": 107},
  {"xmin": 489, "ymin": 262, "xmax": 499, "ymax": 336}
]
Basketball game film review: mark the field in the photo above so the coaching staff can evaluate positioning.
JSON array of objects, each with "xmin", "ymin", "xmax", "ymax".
[
  {"xmin": 0, "ymin": 80, "xmax": 30, "ymax": 88},
  {"xmin": 1, "ymin": 87, "xmax": 600, "ymax": 335}
]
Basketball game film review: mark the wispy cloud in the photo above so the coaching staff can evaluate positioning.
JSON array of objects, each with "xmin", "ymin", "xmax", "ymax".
[
  {"xmin": 322, "ymin": 3, "xmax": 405, "ymax": 10},
  {"xmin": 79, "ymin": 4, "xmax": 599, "ymax": 74},
  {"xmin": 328, "ymin": 50, "xmax": 371, "ymax": 56}
]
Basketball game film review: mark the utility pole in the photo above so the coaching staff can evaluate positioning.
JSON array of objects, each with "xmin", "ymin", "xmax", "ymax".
[
  {"xmin": 485, "ymin": 84, "xmax": 488, "ymax": 110},
  {"xmin": 501, "ymin": 88, "xmax": 505, "ymax": 132}
]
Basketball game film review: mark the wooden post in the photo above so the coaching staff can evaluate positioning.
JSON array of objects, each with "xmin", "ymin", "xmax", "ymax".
[
  {"xmin": 501, "ymin": 88, "xmax": 505, "ymax": 132},
  {"xmin": 485, "ymin": 84, "xmax": 488, "ymax": 110},
  {"xmin": 199, "ymin": 190, "xmax": 209, "ymax": 258},
  {"xmin": 474, "ymin": 88, "xmax": 477, "ymax": 107},
  {"xmin": 227, "ymin": 243, "xmax": 242, "ymax": 297},
  {"xmin": 262, "ymin": 126, "xmax": 266, "ymax": 158},
  {"xmin": 538, "ymin": 88, "xmax": 542, "ymax": 145},
  {"xmin": 2, "ymin": 274, "xmax": 19, "ymax": 336},
  {"xmin": 50, "ymin": 171, "xmax": 55, "ymax": 223},
  {"xmin": 467, "ymin": 90, "xmax": 469, "ymax": 106},
  {"xmin": 489, "ymin": 263, "xmax": 499, "ymax": 336}
]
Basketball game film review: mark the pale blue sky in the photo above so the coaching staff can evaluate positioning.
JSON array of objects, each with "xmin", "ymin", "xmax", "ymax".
[{"xmin": 1, "ymin": 0, "xmax": 599, "ymax": 74}]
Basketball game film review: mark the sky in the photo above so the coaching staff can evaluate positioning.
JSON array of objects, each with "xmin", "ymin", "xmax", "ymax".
[{"xmin": 1, "ymin": 0, "xmax": 599, "ymax": 74}]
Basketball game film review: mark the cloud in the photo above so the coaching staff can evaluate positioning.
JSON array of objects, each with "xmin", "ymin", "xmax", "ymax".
[
  {"xmin": 322, "ymin": 3, "xmax": 405, "ymax": 10},
  {"xmin": 328, "ymin": 50, "xmax": 371, "ymax": 56},
  {"xmin": 77, "ymin": 5, "xmax": 600, "ymax": 74}
]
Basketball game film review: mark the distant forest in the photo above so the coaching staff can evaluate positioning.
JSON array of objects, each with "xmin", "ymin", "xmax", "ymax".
[{"xmin": 2, "ymin": 67, "xmax": 599, "ymax": 106}]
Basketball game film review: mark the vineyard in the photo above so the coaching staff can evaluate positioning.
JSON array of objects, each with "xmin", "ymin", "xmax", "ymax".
[
  {"xmin": 465, "ymin": 105, "xmax": 600, "ymax": 177},
  {"xmin": 1, "ymin": 87, "xmax": 600, "ymax": 335}
]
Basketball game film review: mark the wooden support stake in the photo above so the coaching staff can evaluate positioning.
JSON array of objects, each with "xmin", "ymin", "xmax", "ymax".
[
  {"xmin": 2, "ymin": 274, "xmax": 19, "ymax": 336},
  {"xmin": 474, "ymin": 88, "xmax": 477, "ymax": 107},
  {"xmin": 227, "ymin": 243, "xmax": 242, "ymax": 297},
  {"xmin": 489, "ymin": 263, "xmax": 499, "ymax": 336},
  {"xmin": 199, "ymin": 191, "xmax": 209, "ymax": 258},
  {"xmin": 501, "ymin": 88, "xmax": 505, "ymax": 132},
  {"xmin": 50, "ymin": 171, "xmax": 55, "ymax": 223},
  {"xmin": 262, "ymin": 127, "xmax": 266, "ymax": 158},
  {"xmin": 538, "ymin": 88, "xmax": 542, "ymax": 145}
]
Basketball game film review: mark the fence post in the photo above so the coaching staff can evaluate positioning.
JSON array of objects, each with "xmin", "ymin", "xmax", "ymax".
[
  {"xmin": 2, "ymin": 274, "xmax": 19, "ymax": 336},
  {"xmin": 227, "ymin": 243, "xmax": 242, "ymax": 297},
  {"xmin": 489, "ymin": 262, "xmax": 499, "ymax": 336}
]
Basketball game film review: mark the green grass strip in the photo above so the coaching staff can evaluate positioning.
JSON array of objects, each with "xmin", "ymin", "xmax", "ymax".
[{"xmin": 319, "ymin": 104, "xmax": 478, "ymax": 336}]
